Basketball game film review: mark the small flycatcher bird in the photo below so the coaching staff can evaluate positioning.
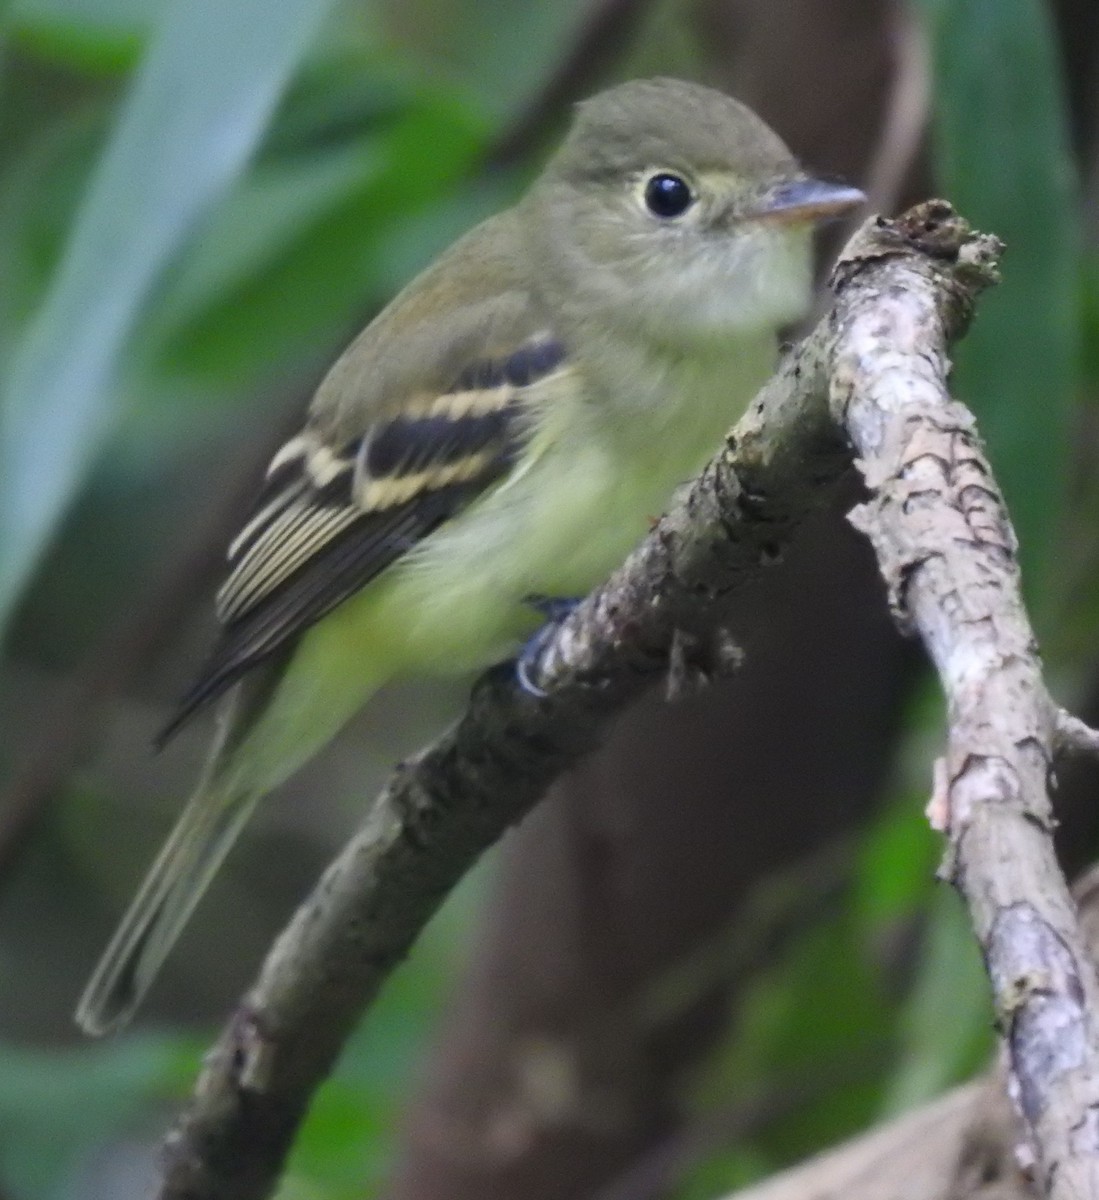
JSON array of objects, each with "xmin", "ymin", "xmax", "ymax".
[{"xmin": 75, "ymin": 77, "xmax": 864, "ymax": 1034}]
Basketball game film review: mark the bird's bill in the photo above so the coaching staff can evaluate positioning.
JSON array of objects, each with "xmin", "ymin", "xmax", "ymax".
[{"xmin": 749, "ymin": 178, "xmax": 866, "ymax": 224}]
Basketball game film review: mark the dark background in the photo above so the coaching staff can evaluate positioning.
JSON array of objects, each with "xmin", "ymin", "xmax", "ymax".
[{"xmin": 0, "ymin": 1, "xmax": 1097, "ymax": 1198}]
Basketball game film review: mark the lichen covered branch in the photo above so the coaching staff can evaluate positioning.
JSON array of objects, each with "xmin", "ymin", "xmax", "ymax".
[{"xmin": 831, "ymin": 204, "xmax": 1099, "ymax": 1199}]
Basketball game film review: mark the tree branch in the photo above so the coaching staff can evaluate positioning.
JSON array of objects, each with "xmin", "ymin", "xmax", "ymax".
[
  {"xmin": 155, "ymin": 201, "xmax": 1095, "ymax": 1200},
  {"xmin": 833, "ymin": 203, "xmax": 1099, "ymax": 1199}
]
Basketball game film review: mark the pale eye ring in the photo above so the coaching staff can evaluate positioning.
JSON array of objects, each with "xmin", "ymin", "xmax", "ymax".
[{"xmin": 643, "ymin": 172, "xmax": 694, "ymax": 219}]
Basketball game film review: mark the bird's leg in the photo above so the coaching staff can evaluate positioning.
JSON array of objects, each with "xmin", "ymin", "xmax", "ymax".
[{"xmin": 515, "ymin": 595, "xmax": 582, "ymax": 697}]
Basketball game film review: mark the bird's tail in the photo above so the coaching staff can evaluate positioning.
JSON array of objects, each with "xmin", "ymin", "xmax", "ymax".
[
  {"xmin": 76, "ymin": 586, "xmax": 402, "ymax": 1035},
  {"xmin": 74, "ymin": 669, "xmax": 281, "ymax": 1037},
  {"xmin": 74, "ymin": 769, "xmax": 261, "ymax": 1037}
]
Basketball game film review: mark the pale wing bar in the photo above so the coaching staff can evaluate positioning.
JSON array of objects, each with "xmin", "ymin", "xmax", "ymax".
[{"xmin": 156, "ymin": 336, "xmax": 567, "ymax": 744}]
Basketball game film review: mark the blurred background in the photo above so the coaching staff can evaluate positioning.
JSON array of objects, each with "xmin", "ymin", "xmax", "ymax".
[{"xmin": 0, "ymin": 0, "xmax": 1096, "ymax": 1197}]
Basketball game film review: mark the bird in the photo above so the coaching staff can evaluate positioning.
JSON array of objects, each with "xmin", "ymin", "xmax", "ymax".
[{"xmin": 75, "ymin": 76, "xmax": 864, "ymax": 1035}]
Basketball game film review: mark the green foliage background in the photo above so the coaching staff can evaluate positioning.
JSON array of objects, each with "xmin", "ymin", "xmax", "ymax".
[{"xmin": 0, "ymin": 1, "xmax": 1093, "ymax": 1198}]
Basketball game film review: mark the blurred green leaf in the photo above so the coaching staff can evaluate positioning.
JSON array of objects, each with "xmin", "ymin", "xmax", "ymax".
[
  {"xmin": 8, "ymin": 24, "xmax": 142, "ymax": 74},
  {"xmin": 0, "ymin": 1034, "xmax": 185, "ymax": 1198},
  {"xmin": 0, "ymin": 0, "xmax": 337, "ymax": 633},
  {"xmin": 880, "ymin": 886, "xmax": 992, "ymax": 1114},
  {"xmin": 9, "ymin": 0, "xmax": 166, "ymax": 27},
  {"xmin": 676, "ymin": 1145, "xmax": 770, "ymax": 1200},
  {"xmin": 919, "ymin": 0, "xmax": 1079, "ymax": 599},
  {"xmin": 145, "ymin": 141, "xmax": 384, "ymax": 351},
  {"xmin": 853, "ymin": 792, "xmax": 938, "ymax": 930},
  {"xmin": 0, "ymin": 107, "xmax": 109, "ymax": 349},
  {"xmin": 144, "ymin": 89, "xmax": 489, "ymax": 382},
  {"xmin": 1083, "ymin": 256, "xmax": 1099, "ymax": 394},
  {"xmin": 261, "ymin": 55, "xmax": 411, "ymax": 155},
  {"xmin": 8, "ymin": 0, "xmax": 166, "ymax": 67},
  {"xmin": 853, "ymin": 689, "xmax": 993, "ymax": 1115},
  {"xmin": 687, "ymin": 908, "xmax": 891, "ymax": 1184},
  {"xmin": 8, "ymin": 0, "xmax": 164, "ymax": 71}
]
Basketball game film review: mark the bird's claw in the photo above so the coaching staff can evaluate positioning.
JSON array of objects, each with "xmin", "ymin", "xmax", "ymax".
[{"xmin": 515, "ymin": 596, "xmax": 582, "ymax": 697}]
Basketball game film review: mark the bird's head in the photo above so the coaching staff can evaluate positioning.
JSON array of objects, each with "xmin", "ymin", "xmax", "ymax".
[{"xmin": 524, "ymin": 77, "xmax": 864, "ymax": 343}]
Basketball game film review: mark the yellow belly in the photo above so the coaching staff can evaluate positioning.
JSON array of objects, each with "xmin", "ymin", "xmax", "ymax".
[{"xmin": 234, "ymin": 329, "xmax": 776, "ymax": 793}]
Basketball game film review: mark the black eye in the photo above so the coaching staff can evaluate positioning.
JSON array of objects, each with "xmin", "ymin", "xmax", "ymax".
[{"xmin": 644, "ymin": 172, "xmax": 694, "ymax": 218}]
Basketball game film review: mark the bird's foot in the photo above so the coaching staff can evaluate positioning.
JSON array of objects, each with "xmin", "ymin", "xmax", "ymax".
[{"xmin": 516, "ymin": 595, "xmax": 582, "ymax": 697}]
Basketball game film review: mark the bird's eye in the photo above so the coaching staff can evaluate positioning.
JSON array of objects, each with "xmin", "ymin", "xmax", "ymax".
[{"xmin": 643, "ymin": 172, "xmax": 694, "ymax": 219}]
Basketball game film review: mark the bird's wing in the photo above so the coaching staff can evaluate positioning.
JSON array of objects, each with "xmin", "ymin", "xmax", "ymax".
[{"xmin": 157, "ymin": 328, "xmax": 569, "ymax": 745}]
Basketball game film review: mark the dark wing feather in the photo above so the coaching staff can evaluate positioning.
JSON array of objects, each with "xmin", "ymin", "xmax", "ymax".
[{"xmin": 156, "ymin": 335, "xmax": 566, "ymax": 745}]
